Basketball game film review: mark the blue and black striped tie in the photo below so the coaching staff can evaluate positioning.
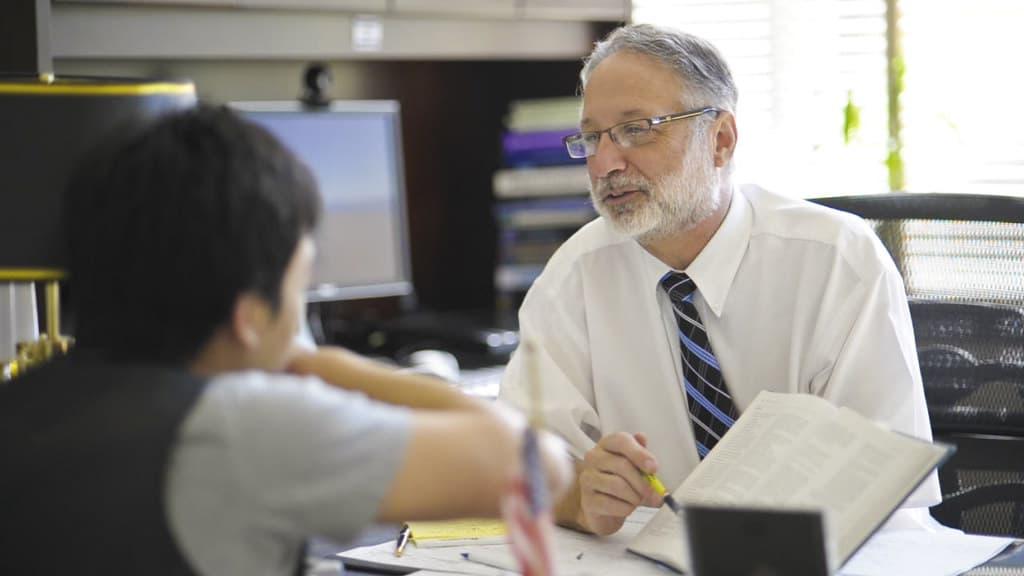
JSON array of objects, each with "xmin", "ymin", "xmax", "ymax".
[{"xmin": 660, "ymin": 271, "xmax": 739, "ymax": 459}]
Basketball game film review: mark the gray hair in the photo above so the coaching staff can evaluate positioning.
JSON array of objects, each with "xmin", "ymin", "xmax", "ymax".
[{"xmin": 581, "ymin": 24, "xmax": 738, "ymax": 113}]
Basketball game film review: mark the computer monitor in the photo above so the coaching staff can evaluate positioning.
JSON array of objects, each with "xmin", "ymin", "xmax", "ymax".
[{"xmin": 232, "ymin": 100, "xmax": 413, "ymax": 302}]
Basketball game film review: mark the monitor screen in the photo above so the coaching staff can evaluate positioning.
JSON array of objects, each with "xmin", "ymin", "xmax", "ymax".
[{"xmin": 233, "ymin": 100, "xmax": 413, "ymax": 302}]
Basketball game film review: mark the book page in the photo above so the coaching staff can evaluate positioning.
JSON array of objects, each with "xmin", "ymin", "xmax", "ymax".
[
  {"xmin": 812, "ymin": 409, "xmax": 947, "ymax": 561},
  {"xmin": 627, "ymin": 391, "xmax": 948, "ymax": 572},
  {"xmin": 677, "ymin": 392, "xmax": 831, "ymax": 505},
  {"xmin": 627, "ymin": 392, "xmax": 831, "ymax": 572},
  {"xmin": 624, "ymin": 505, "xmax": 692, "ymax": 572}
]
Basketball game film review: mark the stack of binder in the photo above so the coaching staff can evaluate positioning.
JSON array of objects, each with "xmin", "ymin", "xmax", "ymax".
[{"xmin": 492, "ymin": 97, "xmax": 596, "ymax": 313}]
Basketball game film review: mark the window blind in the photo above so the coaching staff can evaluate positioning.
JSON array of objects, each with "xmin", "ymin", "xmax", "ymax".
[
  {"xmin": 633, "ymin": 0, "xmax": 892, "ymax": 197},
  {"xmin": 901, "ymin": 0, "xmax": 1024, "ymax": 196}
]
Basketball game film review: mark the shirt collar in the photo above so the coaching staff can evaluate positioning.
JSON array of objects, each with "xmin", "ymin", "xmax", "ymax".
[{"xmin": 638, "ymin": 185, "xmax": 753, "ymax": 317}]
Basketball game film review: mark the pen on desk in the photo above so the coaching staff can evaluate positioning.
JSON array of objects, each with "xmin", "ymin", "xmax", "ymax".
[
  {"xmin": 644, "ymin": 473, "xmax": 682, "ymax": 515},
  {"xmin": 394, "ymin": 524, "xmax": 412, "ymax": 557},
  {"xmin": 461, "ymin": 551, "xmax": 519, "ymax": 572}
]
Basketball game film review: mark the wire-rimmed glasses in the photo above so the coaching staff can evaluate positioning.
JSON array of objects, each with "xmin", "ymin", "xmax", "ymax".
[{"xmin": 563, "ymin": 107, "xmax": 721, "ymax": 159}]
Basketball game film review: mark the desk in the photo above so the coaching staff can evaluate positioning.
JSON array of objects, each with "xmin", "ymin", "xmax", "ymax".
[
  {"xmin": 321, "ymin": 526, "xmax": 1024, "ymax": 576},
  {"xmin": 456, "ymin": 365, "xmax": 505, "ymax": 400}
]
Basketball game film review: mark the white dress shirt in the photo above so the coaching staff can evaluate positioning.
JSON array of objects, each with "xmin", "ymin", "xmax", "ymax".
[{"xmin": 499, "ymin": 183, "xmax": 941, "ymax": 508}]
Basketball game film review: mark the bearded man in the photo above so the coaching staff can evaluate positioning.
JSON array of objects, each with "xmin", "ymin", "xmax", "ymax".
[{"xmin": 499, "ymin": 23, "xmax": 940, "ymax": 537}]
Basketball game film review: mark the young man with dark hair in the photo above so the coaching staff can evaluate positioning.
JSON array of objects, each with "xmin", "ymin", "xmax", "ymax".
[{"xmin": 0, "ymin": 106, "xmax": 570, "ymax": 576}]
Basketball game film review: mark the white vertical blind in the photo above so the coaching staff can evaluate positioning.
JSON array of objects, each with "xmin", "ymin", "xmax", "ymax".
[
  {"xmin": 900, "ymin": 0, "xmax": 1024, "ymax": 196},
  {"xmin": 632, "ymin": 0, "xmax": 892, "ymax": 197},
  {"xmin": 634, "ymin": 0, "xmax": 1024, "ymax": 198}
]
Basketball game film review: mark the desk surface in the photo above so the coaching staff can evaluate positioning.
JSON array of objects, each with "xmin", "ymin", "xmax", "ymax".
[
  {"xmin": 320, "ymin": 526, "xmax": 1024, "ymax": 576},
  {"xmin": 456, "ymin": 364, "xmax": 504, "ymax": 399}
]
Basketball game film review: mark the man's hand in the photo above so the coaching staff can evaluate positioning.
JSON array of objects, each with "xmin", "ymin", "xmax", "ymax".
[{"xmin": 560, "ymin": 432, "xmax": 663, "ymax": 536}]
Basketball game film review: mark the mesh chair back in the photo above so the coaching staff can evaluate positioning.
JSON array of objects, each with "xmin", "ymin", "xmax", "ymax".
[{"xmin": 811, "ymin": 192, "xmax": 1024, "ymax": 536}]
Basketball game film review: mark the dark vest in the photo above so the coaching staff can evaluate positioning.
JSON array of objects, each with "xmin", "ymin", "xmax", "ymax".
[{"xmin": 0, "ymin": 352, "xmax": 206, "ymax": 575}]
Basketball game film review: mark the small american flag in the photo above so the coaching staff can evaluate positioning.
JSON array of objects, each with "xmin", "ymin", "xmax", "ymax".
[
  {"xmin": 502, "ymin": 428, "xmax": 556, "ymax": 576},
  {"xmin": 502, "ymin": 340, "xmax": 556, "ymax": 576}
]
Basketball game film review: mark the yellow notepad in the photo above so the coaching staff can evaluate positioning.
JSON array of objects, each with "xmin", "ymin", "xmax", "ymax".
[{"xmin": 407, "ymin": 518, "xmax": 507, "ymax": 548}]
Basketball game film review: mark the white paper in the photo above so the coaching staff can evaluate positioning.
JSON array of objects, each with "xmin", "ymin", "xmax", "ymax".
[
  {"xmin": 338, "ymin": 540, "xmax": 503, "ymax": 575},
  {"xmin": 338, "ymin": 508, "xmax": 669, "ymax": 576},
  {"xmin": 339, "ymin": 506, "xmax": 1014, "ymax": 576},
  {"xmin": 839, "ymin": 526, "xmax": 1013, "ymax": 576}
]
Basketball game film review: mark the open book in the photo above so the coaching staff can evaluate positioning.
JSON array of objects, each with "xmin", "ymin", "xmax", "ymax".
[{"xmin": 628, "ymin": 391, "xmax": 951, "ymax": 573}]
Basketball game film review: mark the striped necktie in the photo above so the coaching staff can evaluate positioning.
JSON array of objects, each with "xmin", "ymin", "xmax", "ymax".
[{"xmin": 660, "ymin": 271, "xmax": 739, "ymax": 459}]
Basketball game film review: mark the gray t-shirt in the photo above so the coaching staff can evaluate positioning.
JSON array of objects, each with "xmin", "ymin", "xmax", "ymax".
[{"xmin": 165, "ymin": 372, "xmax": 411, "ymax": 576}]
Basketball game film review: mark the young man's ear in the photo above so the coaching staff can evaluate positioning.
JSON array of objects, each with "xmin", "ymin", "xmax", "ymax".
[{"xmin": 231, "ymin": 292, "xmax": 272, "ymax": 349}]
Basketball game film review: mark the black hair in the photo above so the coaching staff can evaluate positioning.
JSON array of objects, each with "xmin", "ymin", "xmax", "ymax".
[{"xmin": 65, "ymin": 105, "xmax": 322, "ymax": 364}]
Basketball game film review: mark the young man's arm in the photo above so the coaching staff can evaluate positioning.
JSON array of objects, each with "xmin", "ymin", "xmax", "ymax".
[
  {"xmin": 287, "ymin": 346, "xmax": 483, "ymax": 412},
  {"xmin": 376, "ymin": 409, "xmax": 571, "ymax": 521},
  {"xmin": 287, "ymin": 345, "xmax": 573, "ymax": 521}
]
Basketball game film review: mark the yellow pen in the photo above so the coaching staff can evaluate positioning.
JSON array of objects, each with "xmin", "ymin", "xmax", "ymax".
[{"xmin": 644, "ymin": 473, "xmax": 682, "ymax": 515}]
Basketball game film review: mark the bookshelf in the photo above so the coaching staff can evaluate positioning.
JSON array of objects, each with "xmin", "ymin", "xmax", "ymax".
[{"xmin": 493, "ymin": 97, "xmax": 595, "ymax": 313}]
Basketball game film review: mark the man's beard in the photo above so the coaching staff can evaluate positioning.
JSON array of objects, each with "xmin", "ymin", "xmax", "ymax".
[{"xmin": 589, "ymin": 133, "xmax": 721, "ymax": 243}]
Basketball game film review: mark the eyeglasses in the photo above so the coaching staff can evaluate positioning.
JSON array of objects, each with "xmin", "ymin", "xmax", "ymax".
[{"xmin": 563, "ymin": 107, "xmax": 721, "ymax": 159}]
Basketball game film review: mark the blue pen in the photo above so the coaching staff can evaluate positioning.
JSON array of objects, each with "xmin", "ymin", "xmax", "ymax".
[
  {"xmin": 394, "ymin": 524, "xmax": 412, "ymax": 557},
  {"xmin": 461, "ymin": 551, "xmax": 519, "ymax": 572}
]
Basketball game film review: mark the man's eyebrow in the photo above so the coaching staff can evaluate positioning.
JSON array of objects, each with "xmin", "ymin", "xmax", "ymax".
[
  {"xmin": 579, "ymin": 109, "xmax": 649, "ymax": 130},
  {"xmin": 618, "ymin": 109, "xmax": 647, "ymax": 120}
]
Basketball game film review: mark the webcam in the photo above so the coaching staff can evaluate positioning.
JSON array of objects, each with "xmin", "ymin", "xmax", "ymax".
[{"xmin": 300, "ymin": 62, "xmax": 332, "ymax": 108}]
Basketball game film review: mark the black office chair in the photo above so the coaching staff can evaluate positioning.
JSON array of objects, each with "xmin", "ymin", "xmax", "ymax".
[{"xmin": 811, "ymin": 192, "xmax": 1024, "ymax": 537}]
